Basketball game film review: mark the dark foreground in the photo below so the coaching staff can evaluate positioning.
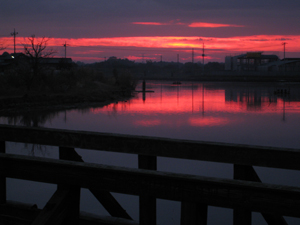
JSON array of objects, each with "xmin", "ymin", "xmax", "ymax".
[{"xmin": 1, "ymin": 125, "xmax": 300, "ymax": 225}]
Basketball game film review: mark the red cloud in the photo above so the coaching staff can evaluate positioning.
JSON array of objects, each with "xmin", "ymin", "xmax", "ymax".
[
  {"xmin": 3, "ymin": 35, "xmax": 300, "ymax": 52},
  {"xmin": 132, "ymin": 22, "xmax": 167, "ymax": 26},
  {"xmin": 132, "ymin": 20, "xmax": 185, "ymax": 26},
  {"xmin": 2, "ymin": 35, "xmax": 300, "ymax": 63},
  {"xmin": 189, "ymin": 22, "xmax": 244, "ymax": 28}
]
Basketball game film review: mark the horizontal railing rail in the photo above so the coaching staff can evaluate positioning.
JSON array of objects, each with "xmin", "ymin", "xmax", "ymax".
[
  {"xmin": 0, "ymin": 124, "xmax": 299, "ymax": 170},
  {"xmin": 1, "ymin": 153, "xmax": 300, "ymax": 217},
  {"xmin": 0, "ymin": 124, "xmax": 299, "ymax": 225}
]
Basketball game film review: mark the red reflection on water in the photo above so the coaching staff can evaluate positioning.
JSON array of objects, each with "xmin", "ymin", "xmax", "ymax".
[
  {"xmin": 189, "ymin": 117, "xmax": 230, "ymax": 127},
  {"xmin": 134, "ymin": 119, "xmax": 162, "ymax": 127},
  {"xmin": 90, "ymin": 83, "xmax": 300, "ymax": 127}
]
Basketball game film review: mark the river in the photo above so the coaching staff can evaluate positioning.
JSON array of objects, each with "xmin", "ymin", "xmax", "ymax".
[{"xmin": 2, "ymin": 80, "xmax": 300, "ymax": 225}]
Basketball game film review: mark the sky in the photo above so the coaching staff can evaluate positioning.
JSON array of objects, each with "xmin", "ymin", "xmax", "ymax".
[{"xmin": 1, "ymin": 0, "xmax": 300, "ymax": 63}]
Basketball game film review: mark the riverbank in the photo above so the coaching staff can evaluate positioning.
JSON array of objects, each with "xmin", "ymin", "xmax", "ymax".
[
  {"xmin": 1, "ymin": 74, "xmax": 299, "ymax": 116},
  {"xmin": 0, "ymin": 82, "xmax": 135, "ymax": 116}
]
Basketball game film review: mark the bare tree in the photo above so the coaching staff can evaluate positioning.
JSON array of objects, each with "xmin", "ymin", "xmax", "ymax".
[
  {"xmin": 0, "ymin": 41, "xmax": 7, "ymax": 51},
  {"xmin": 24, "ymin": 35, "xmax": 56, "ymax": 59},
  {"xmin": 22, "ymin": 35, "xmax": 56, "ymax": 90}
]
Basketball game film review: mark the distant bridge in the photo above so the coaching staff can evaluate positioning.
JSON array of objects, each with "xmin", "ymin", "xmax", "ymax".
[{"xmin": 0, "ymin": 124, "xmax": 300, "ymax": 225}]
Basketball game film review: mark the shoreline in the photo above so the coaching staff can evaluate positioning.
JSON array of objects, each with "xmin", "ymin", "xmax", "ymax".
[
  {"xmin": 1, "ymin": 75, "xmax": 300, "ymax": 116},
  {"xmin": 0, "ymin": 88, "xmax": 134, "ymax": 116},
  {"xmin": 139, "ymin": 75, "xmax": 300, "ymax": 83}
]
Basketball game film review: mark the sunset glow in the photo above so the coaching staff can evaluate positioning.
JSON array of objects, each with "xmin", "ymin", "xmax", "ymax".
[
  {"xmin": 2, "ymin": 1, "xmax": 300, "ymax": 63},
  {"xmin": 1, "ymin": 34, "xmax": 300, "ymax": 63}
]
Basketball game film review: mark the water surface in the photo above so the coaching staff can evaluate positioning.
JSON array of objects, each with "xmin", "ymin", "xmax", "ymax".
[{"xmin": 2, "ymin": 81, "xmax": 300, "ymax": 225}]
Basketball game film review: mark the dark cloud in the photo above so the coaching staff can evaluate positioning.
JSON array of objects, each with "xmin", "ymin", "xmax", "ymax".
[
  {"xmin": 1, "ymin": 0, "xmax": 300, "ymax": 39},
  {"xmin": 152, "ymin": 0, "xmax": 300, "ymax": 10}
]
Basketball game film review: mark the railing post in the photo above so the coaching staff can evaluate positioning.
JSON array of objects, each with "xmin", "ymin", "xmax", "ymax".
[
  {"xmin": 58, "ymin": 147, "xmax": 81, "ymax": 225},
  {"xmin": 138, "ymin": 155, "xmax": 157, "ymax": 225},
  {"xmin": 0, "ymin": 141, "xmax": 5, "ymax": 204},
  {"xmin": 233, "ymin": 164, "xmax": 252, "ymax": 225},
  {"xmin": 233, "ymin": 164, "xmax": 288, "ymax": 225},
  {"xmin": 181, "ymin": 201, "xmax": 208, "ymax": 225},
  {"xmin": 59, "ymin": 147, "xmax": 132, "ymax": 220}
]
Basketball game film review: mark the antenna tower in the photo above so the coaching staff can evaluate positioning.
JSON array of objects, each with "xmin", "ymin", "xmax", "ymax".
[{"xmin": 10, "ymin": 28, "xmax": 18, "ymax": 54}]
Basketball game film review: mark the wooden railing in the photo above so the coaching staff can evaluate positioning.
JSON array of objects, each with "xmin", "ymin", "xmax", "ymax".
[{"xmin": 0, "ymin": 124, "xmax": 300, "ymax": 225}]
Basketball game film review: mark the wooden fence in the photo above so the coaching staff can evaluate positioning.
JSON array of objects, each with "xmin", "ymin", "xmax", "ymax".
[{"xmin": 0, "ymin": 124, "xmax": 300, "ymax": 225}]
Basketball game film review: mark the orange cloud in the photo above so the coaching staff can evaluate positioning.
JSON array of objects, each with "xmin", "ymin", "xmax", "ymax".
[
  {"xmin": 195, "ymin": 55, "xmax": 214, "ymax": 60},
  {"xmin": 71, "ymin": 56, "xmax": 104, "ymax": 61},
  {"xmin": 132, "ymin": 22, "xmax": 167, "ymax": 26},
  {"xmin": 125, "ymin": 55, "xmax": 156, "ymax": 61},
  {"xmin": 1, "ymin": 35, "xmax": 300, "ymax": 63},
  {"xmin": 2, "ymin": 35, "xmax": 300, "ymax": 52},
  {"xmin": 189, "ymin": 22, "xmax": 244, "ymax": 28},
  {"xmin": 72, "ymin": 50, "xmax": 104, "ymax": 55},
  {"xmin": 54, "ymin": 35, "xmax": 300, "ymax": 52},
  {"xmin": 132, "ymin": 20, "xmax": 185, "ymax": 26}
]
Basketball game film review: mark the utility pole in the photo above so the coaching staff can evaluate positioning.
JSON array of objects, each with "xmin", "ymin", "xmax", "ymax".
[
  {"xmin": 202, "ymin": 43, "xmax": 205, "ymax": 75},
  {"xmin": 192, "ymin": 48, "xmax": 194, "ymax": 63},
  {"xmin": 10, "ymin": 28, "xmax": 18, "ymax": 54},
  {"xmin": 202, "ymin": 43, "xmax": 205, "ymax": 65},
  {"xmin": 282, "ymin": 42, "xmax": 287, "ymax": 73},
  {"xmin": 63, "ymin": 41, "xmax": 69, "ymax": 58},
  {"xmin": 282, "ymin": 42, "xmax": 287, "ymax": 60}
]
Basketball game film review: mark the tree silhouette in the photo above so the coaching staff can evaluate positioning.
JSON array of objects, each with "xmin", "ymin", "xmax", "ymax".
[
  {"xmin": 0, "ymin": 42, "xmax": 6, "ymax": 51},
  {"xmin": 22, "ymin": 35, "xmax": 56, "ymax": 90}
]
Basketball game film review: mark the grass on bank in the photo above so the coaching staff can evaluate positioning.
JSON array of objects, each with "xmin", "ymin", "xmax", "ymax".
[{"xmin": 0, "ymin": 67, "xmax": 138, "ymax": 111}]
